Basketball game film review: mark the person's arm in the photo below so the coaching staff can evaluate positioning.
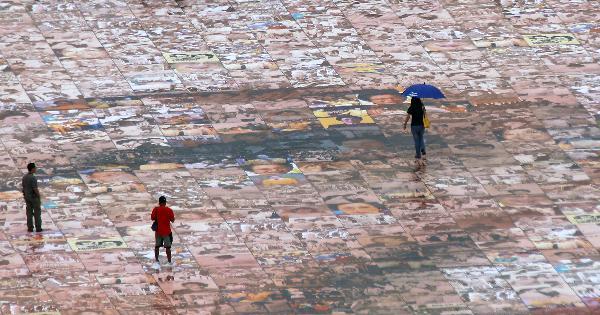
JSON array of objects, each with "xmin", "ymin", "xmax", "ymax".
[
  {"xmin": 32, "ymin": 177, "xmax": 41, "ymax": 199},
  {"xmin": 151, "ymin": 208, "xmax": 156, "ymax": 221},
  {"xmin": 404, "ymin": 105, "xmax": 413, "ymax": 130},
  {"xmin": 169, "ymin": 209, "xmax": 175, "ymax": 223}
]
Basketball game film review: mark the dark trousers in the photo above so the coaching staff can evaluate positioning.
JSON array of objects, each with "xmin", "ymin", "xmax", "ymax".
[
  {"xmin": 411, "ymin": 125, "xmax": 426, "ymax": 159},
  {"xmin": 25, "ymin": 198, "xmax": 42, "ymax": 231}
]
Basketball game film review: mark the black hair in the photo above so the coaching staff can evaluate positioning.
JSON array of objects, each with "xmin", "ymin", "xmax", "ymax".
[
  {"xmin": 410, "ymin": 97, "xmax": 423, "ymax": 107},
  {"xmin": 27, "ymin": 162, "xmax": 36, "ymax": 172},
  {"xmin": 159, "ymin": 196, "xmax": 167, "ymax": 204}
]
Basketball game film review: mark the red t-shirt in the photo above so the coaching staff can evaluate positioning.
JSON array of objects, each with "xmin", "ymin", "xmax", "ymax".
[{"xmin": 151, "ymin": 206, "xmax": 175, "ymax": 236}]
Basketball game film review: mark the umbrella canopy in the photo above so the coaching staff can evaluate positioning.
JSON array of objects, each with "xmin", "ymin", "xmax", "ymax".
[{"xmin": 401, "ymin": 84, "xmax": 445, "ymax": 99}]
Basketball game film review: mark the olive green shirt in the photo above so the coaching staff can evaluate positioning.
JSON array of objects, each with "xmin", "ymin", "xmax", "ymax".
[{"xmin": 22, "ymin": 173, "xmax": 39, "ymax": 201}]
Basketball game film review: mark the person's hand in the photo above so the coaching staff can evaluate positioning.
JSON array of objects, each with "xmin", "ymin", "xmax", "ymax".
[{"xmin": 403, "ymin": 123, "xmax": 407, "ymax": 130}]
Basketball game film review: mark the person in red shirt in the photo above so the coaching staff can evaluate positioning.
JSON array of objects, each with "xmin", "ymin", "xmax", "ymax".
[{"xmin": 151, "ymin": 196, "xmax": 175, "ymax": 268}]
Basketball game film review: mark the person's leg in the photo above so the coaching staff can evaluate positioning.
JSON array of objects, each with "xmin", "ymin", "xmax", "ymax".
[
  {"xmin": 33, "ymin": 199, "xmax": 42, "ymax": 232},
  {"xmin": 164, "ymin": 235, "xmax": 173, "ymax": 264},
  {"xmin": 411, "ymin": 126, "xmax": 422, "ymax": 159},
  {"xmin": 154, "ymin": 235, "xmax": 162, "ymax": 261},
  {"xmin": 154, "ymin": 246, "xmax": 160, "ymax": 261},
  {"xmin": 419, "ymin": 127, "xmax": 426, "ymax": 159},
  {"xmin": 165, "ymin": 247, "xmax": 172, "ymax": 263},
  {"xmin": 25, "ymin": 199, "xmax": 34, "ymax": 232}
]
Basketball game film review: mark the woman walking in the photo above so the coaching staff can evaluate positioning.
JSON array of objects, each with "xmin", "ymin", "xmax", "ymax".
[{"xmin": 403, "ymin": 97, "xmax": 427, "ymax": 167}]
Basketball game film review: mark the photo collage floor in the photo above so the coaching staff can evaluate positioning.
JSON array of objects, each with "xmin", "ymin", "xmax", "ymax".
[{"xmin": 0, "ymin": 0, "xmax": 599, "ymax": 314}]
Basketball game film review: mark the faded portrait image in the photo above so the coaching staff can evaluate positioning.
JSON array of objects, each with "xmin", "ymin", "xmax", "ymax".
[{"xmin": 357, "ymin": 90, "xmax": 405, "ymax": 106}]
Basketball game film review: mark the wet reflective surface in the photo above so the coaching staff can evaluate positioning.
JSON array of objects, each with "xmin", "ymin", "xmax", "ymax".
[{"xmin": 0, "ymin": 0, "xmax": 600, "ymax": 314}]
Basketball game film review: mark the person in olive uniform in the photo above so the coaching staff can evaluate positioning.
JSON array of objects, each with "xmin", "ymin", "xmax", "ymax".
[{"xmin": 22, "ymin": 162, "xmax": 42, "ymax": 232}]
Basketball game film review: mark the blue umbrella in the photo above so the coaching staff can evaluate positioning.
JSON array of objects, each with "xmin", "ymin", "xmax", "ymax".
[{"xmin": 401, "ymin": 84, "xmax": 445, "ymax": 99}]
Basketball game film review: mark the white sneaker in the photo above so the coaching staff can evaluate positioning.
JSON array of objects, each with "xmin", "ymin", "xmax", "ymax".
[
  {"xmin": 165, "ymin": 261, "xmax": 175, "ymax": 267},
  {"xmin": 151, "ymin": 262, "xmax": 161, "ymax": 270}
]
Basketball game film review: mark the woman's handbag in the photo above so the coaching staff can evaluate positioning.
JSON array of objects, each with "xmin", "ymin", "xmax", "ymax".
[{"xmin": 423, "ymin": 106, "xmax": 430, "ymax": 128}]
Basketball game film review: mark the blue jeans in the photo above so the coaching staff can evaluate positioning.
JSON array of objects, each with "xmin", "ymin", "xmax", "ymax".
[{"xmin": 411, "ymin": 125, "xmax": 426, "ymax": 159}]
